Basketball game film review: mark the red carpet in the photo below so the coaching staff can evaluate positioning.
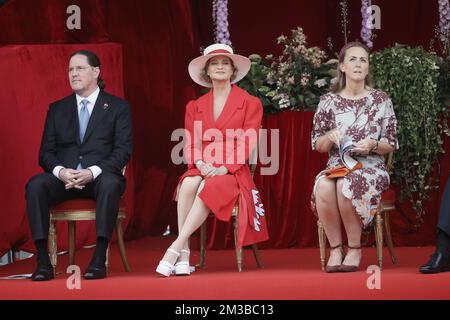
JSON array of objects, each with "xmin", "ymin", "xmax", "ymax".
[{"xmin": 0, "ymin": 236, "xmax": 449, "ymax": 300}]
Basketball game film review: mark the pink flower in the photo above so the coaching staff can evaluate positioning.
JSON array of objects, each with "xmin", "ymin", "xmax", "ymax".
[{"xmin": 300, "ymin": 73, "xmax": 310, "ymax": 86}]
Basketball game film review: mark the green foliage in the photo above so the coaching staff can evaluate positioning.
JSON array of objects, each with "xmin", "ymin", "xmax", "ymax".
[
  {"xmin": 371, "ymin": 44, "xmax": 450, "ymax": 223},
  {"xmin": 237, "ymin": 54, "xmax": 275, "ymax": 114}
]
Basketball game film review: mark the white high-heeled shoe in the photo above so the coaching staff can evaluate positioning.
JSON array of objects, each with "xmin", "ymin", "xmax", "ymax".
[
  {"xmin": 156, "ymin": 248, "xmax": 179, "ymax": 277},
  {"xmin": 174, "ymin": 249, "xmax": 190, "ymax": 276}
]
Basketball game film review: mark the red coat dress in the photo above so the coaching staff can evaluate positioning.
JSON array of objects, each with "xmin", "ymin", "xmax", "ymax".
[{"xmin": 174, "ymin": 85, "xmax": 269, "ymax": 248}]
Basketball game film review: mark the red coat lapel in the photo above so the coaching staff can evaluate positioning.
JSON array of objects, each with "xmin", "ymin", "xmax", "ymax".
[
  {"xmin": 197, "ymin": 85, "xmax": 247, "ymax": 130},
  {"xmin": 215, "ymin": 85, "xmax": 245, "ymax": 130},
  {"xmin": 195, "ymin": 90, "xmax": 214, "ymax": 130}
]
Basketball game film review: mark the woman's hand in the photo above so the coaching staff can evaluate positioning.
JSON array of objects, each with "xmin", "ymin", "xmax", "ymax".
[
  {"xmin": 195, "ymin": 161, "xmax": 228, "ymax": 177},
  {"xmin": 326, "ymin": 128, "xmax": 342, "ymax": 147},
  {"xmin": 196, "ymin": 160, "xmax": 213, "ymax": 176},
  {"xmin": 353, "ymin": 138, "xmax": 377, "ymax": 155}
]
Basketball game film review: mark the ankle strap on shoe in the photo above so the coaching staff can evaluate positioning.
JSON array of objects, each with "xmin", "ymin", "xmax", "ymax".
[
  {"xmin": 180, "ymin": 249, "xmax": 190, "ymax": 254},
  {"xmin": 346, "ymin": 245, "xmax": 361, "ymax": 249},
  {"xmin": 330, "ymin": 244, "xmax": 343, "ymax": 249}
]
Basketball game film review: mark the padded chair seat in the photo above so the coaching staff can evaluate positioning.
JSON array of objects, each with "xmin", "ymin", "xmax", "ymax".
[
  {"xmin": 50, "ymin": 198, "xmax": 126, "ymax": 213},
  {"xmin": 48, "ymin": 197, "xmax": 130, "ymax": 272}
]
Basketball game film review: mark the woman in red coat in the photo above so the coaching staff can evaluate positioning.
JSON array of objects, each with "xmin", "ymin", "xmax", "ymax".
[{"xmin": 156, "ymin": 44, "xmax": 269, "ymax": 277}]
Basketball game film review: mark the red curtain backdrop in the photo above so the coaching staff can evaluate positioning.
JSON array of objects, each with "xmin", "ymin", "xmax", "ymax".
[
  {"xmin": 195, "ymin": 0, "xmax": 440, "ymax": 58},
  {"xmin": 0, "ymin": 0, "xmax": 448, "ymax": 256},
  {"xmin": 0, "ymin": 0, "xmax": 199, "ymax": 256}
]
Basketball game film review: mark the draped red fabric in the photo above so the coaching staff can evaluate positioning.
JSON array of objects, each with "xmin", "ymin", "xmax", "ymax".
[
  {"xmin": 0, "ymin": 43, "xmax": 125, "ymax": 255},
  {"xmin": 193, "ymin": 0, "xmax": 449, "ymax": 249},
  {"xmin": 390, "ymin": 119, "xmax": 450, "ymax": 246},
  {"xmin": 0, "ymin": 0, "xmax": 109, "ymax": 44},
  {"xmin": 254, "ymin": 112, "xmax": 329, "ymax": 248},
  {"xmin": 106, "ymin": 0, "xmax": 199, "ymax": 238},
  {"xmin": 0, "ymin": 0, "xmax": 449, "ymax": 256},
  {"xmin": 195, "ymin": 0, "xmax": 440, "ymax": 58}
]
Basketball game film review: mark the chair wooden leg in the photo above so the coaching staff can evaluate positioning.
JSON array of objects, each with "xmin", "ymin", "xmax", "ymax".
[
  {"xmin": 383, "ymin": 211, "xmax": 397, "ymax": 264},
  {"xmin": 68, "ymin": 221, "xmax": 76, "ymax": 266},
  {"xmin": 49, "ymin": 220, "xmax": 57, "ymax": 276},
  {"xmin": 374, "ymin": 211, "xmax": 384, "ymax": 269},
  {"xmin": 116, "ymin": 219, "xmax": 131, "ymax": 272},
  {"xmin": 199, "ymin": 222, "xmax": 206, "ymax": 269},
  {"xmin": 251, "ymin": 244, "xmax": 264, "ymax": 268},
  {"xmin": 234, "ymin": 215, "xmax": 242, "ymax": 272},
  {"xmin": 317, "ymin": 220, "xmax": 326, "ymax": 271}
]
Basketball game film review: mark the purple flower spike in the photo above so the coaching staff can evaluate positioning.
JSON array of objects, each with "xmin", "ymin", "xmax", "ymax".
[
  {"xmin": 213, "ymin": 0, "xmax": 232, "ymax": 46},
  {"xmin": 438, "ymin": 0, "xmax": 450, "ymax": 46},
  {"xmin": 360, "ymin": 0, "xmax": 373, "ymax": 49}
]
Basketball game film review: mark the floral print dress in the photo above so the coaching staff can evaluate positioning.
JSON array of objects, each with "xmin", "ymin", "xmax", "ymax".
[{"xmin": 311, "ymin": 89, "xmax": 399, "ymax": 226}]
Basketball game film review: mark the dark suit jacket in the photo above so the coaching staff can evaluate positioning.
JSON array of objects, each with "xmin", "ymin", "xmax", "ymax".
[{"xmin": 39, "ymin": 90, "xmax": 133, "ymax": 177}]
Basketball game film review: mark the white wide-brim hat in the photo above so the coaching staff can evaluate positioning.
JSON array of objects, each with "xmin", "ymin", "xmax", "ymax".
[{"xmin": 188, "ymin": 43, "xmax": 251, "ymax": 88}]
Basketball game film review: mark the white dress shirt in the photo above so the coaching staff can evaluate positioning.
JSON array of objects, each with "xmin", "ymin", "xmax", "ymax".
[{"xmin": 53, "ymin": 87, "xmax": 102, "ymax": 180}]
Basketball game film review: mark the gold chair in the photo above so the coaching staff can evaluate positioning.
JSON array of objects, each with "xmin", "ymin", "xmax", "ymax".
[
  {"xmin": 318, "ymin": 152, "xmax": 398, "ymax": 269},
  {"xmin": 48, "ymin": 169, "xmax": 131, "ymax": 273},
  {"xmin": 198, "ymin": 136, "xmax": 264, "ymax": 272}
]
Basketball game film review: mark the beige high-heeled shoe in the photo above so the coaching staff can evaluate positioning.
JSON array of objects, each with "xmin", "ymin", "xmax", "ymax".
[
  {"xmin": 174, "ymin": 249, "xmax": 191, "ymax": 276},
  {"xmin": 325, "ymin": 244, "xmax": 344, "ymax": 273},
  {"xmin": 156, "ymin": 248, "xmax": 180, "ymax": 277}
]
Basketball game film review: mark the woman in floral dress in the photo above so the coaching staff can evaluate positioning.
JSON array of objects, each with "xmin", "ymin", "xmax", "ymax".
[{"xmin": 311, "ymin": 42, "xmax": 398, "ymax": 272}]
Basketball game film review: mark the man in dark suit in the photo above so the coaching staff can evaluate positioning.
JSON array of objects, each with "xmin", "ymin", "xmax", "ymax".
[
  {"xmin": 25, "ymin": 50, "xmax": 132, "ymax": 281},
  {"xmin": 419, "ymin": 176, "xmax": 450, "ymax": 274}
]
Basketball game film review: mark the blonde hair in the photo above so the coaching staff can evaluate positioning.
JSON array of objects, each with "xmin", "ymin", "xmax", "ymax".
[{"xmin": 330, "ymin": 42, "xmax": 374, "ymax": 93}]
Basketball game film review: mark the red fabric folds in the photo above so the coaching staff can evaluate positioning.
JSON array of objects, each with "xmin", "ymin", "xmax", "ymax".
[
  {"xmin": 0, "ymin": 0, "xmax": 109, "ymax": 44},
  {"xmin": 106, "ymin": 0, "xmax": 199, "ymax": 239},
  {"xmin": 50, "ymin": 198, "xmax": 126, "ymax": 213},
  {"xmin": 253, "ymin": 112, "xmax": 328, "ymax": 248}
]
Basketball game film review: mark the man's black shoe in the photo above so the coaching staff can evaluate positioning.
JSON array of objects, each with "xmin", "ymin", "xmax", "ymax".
[
  {"xmin": 31, "ymin": 264, "xmax": 54, "ymax": 281},
  {"xmin": 419, "ymin": 251, "xmax": 450, "ymax": 274}
]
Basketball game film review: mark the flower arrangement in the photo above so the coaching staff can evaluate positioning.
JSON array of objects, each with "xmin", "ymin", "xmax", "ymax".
[{"xmin": 263, "ymin": 27, "xmax": 337, "ymax": 112}]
